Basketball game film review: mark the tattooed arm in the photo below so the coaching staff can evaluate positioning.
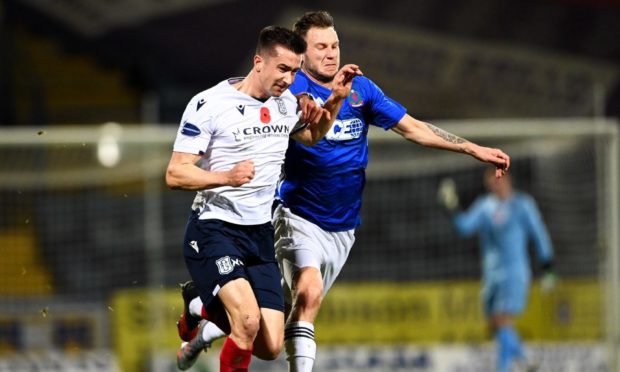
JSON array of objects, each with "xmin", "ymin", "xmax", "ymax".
[{"xmin": 391, "ymin": 114, "xmax": 510, "ymax": 177}]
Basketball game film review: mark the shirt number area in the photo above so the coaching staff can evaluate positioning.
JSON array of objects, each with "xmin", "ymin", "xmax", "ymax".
[{"xmin": 325, "ymin": 118, "xmax": 364, "ymax": 141}]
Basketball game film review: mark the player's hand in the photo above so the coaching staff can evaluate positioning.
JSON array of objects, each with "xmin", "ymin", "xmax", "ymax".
[
  {"xmin": 296, "ymin": 93, "xmax": 324, "ymax": 126},
  {"xmin": 226, "ymin": 160, "xmax": 255, "ymax": 186},
  {"xmin": 469, "ymin": 144, "xmax": 510, "ymax": 178},
  {"xmin": 437, "ymin": 178, "xmax": 460, "ymax": 211},
  {"xmin": 331, "ymin": 64, "xmax": 363, "ymax": 100}
]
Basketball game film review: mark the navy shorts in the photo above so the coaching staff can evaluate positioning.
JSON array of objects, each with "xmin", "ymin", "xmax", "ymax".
[{"xmin": 183, "ymin": 212, "xmax": 284, "ymax": 312}]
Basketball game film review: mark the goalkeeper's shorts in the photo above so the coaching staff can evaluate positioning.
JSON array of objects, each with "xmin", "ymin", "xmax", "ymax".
[{"xmin": 482, "ymin": 276, "xmax": 529, "ymax": 316}]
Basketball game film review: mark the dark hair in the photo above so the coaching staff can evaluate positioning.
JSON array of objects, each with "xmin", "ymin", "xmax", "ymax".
[
  {"xmin": 293, "ymin": 11, "xmax": 335, "ymax": 37},
  {"xmin": 256, "ymin": 25, "xmax": 306, "ymax": 56}
]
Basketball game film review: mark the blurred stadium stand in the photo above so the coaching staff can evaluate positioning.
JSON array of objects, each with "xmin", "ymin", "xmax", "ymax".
[{"xmin": 1, "ymin": 0, "xmax": 619, "ymax": 125}]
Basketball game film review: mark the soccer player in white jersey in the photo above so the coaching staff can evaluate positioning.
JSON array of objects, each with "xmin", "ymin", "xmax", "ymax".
[
  {"xmin": 179, "ymin": 11, "xmax": 510, "ymax": 372},
  {"xmin": 166, "ymin": 25, "xmax": 361, "ymax": 371}
]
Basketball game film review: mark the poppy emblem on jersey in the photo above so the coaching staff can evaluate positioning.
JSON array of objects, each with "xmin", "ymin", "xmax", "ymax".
[
  {"xmin": 215, "ymin": 256, "xmax": 244, "ymax": 275},
  {"xmin": 197, "ymin": 98, "xmax": 206, "ymax": 111},
  {"xmin": 273, "ymin": 97, "xmax": 287, "ymax": 115},
  {"xmin": 260, "ymin": 107, "xmax": 271, "ymax": 124},
  {"xmin": 348, "ymin": 89, "xmax": 364, "ymax": 107},
  {"xmin": 181, "ymin": 122, "xmax": 201, "ymax": 137}
]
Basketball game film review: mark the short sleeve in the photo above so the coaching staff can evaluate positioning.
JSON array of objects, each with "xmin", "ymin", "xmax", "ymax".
[
  {"xmin": 364, "ymin": 78, "xmax": 407, "ymax": 130},
  {"xmin": 172, "ymin": 95, "xmax": 213, "ymax": 155}
]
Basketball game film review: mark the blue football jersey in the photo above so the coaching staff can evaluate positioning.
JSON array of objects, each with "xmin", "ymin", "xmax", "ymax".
[{"xmin": 276, "ymin": 70, "xmax": 407, "ymax": 231}]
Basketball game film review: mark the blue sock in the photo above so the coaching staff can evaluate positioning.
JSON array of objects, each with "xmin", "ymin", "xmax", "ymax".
[{"xmin": 496, "ymin": 326, "xmax": 524, "ymax": 372}]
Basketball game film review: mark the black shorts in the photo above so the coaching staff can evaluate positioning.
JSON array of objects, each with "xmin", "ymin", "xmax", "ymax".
[{"xmin": 182, "ymin": 212, "xmax": 284, "ymax": 312}]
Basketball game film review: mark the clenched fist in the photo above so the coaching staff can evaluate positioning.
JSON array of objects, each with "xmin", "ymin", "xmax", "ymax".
[{"xmin": 226, "ymin": 160, "xmax": 255, "ymax": 186}]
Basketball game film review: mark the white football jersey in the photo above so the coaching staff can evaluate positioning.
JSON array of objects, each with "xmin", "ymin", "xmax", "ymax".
[{"xmin": 173, "ymin": 78, "xmax": 304, "ymax": 225}]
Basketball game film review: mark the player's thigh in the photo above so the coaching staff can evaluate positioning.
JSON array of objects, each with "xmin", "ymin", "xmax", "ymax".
[
  {"xmin": 253, "ymin": 307, "xmax": 285, "ymax": 360},
  {"xmin": 273, "ymin": 205, "xmax": 354, "ymax": 298},
  {"xmin": 246, "ymin": 261, "xmax": 285, "ymax": 313},
  {"xmin": 218, "ymin": 277, "xmax": 261, "ymax": 334},
  {"xmin": 273, "ymin": 205, "xmax": 322, "ymax": 299},
  {"xmin": 294, "ymin": 266, "xmax": 323, "ymax": 290},
  {"xmin": 245, "ymin": 261, "xmax": 285, "ymax": 359},
  {"xmin": 321, "ymin": 228, "xmax": 354, "ymax": 295}
]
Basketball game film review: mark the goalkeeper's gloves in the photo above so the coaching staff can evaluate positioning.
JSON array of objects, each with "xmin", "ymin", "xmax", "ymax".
[
  {"xmin": 437, "ymin": 178, "xmax": 460, "ymax": 212},
  {"xmin": 540, "ymin": 261, "xmax": 557, "ymax": 293}
]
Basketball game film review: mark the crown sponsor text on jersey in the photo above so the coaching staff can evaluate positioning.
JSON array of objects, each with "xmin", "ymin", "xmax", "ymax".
[{"xmin": 242, "ymin": 124, "xmax": 290, "ymax": 135}]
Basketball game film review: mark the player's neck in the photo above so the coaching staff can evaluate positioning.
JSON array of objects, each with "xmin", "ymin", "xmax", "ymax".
[
  {"xmin": 302, "ymin": 67, "xmax": 334, "ymax": 90},
  {"xmin": 234, "ymin": 72, "xmax": 270, "ymax": 101}
]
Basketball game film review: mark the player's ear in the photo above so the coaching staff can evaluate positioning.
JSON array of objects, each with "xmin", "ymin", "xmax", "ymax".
[{"xmin": 254, "ymin": 54, "xmax": 263, "ymax": 73}]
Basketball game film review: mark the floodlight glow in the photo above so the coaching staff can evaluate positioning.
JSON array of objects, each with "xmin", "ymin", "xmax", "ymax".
[{"xmin": 97, "ymin": 122, "xmax": 122, "ymax": 167}]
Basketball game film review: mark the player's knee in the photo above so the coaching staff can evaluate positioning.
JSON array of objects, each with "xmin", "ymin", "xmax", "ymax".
[
  {"xmin": 232, "ymin": 311, "xmax": 261, "ymax": 339},
  {"xmin": 254, "ymin": 341, "xmax": 283, "ymax": 360},
  {"xmin": 252, "ymin": 326, "xmax": 284, "ymax": 360},
  {"xmin": 295, "ymin": 285, "xmax": 323, "ymax": 311}
]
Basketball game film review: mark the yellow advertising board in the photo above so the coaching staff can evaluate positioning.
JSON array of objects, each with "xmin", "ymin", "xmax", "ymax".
[
  {"xmin": 111, "ymin": 279, "xmax": 602, "ymax": 371},
  {"xmin": 314, "ymin": 279, "xmax": 603, "ymax": 344}
]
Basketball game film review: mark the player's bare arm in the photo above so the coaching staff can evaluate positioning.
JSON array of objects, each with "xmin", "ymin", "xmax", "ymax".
[
  {"xmin": 392, "ymin": 115, "xmax": 510, "ymax": 177},
  {"xmin": 292, "ymin": 64, "xmax": 363, "ymax": 145},
  {"xmin": 165, "ymin": 152, "xmax": 255, "ymax": 190}
]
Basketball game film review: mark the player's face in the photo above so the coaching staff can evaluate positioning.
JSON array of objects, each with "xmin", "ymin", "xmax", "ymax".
[
  {"xmin": 485, "ymin": 171, "xmax": 512, "ymax": 199},
  {"xmin": 257, "ymin": 45, "xmax": 302, "ymax": 97},
  {"xmin": 303, "ymin": 26, "xmax": 340, "ymax": 83}
]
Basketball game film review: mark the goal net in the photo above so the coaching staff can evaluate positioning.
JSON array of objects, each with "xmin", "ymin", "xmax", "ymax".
[{"xmin": 0, "ymin": 118, "xmax": 617, "ymax": 371}]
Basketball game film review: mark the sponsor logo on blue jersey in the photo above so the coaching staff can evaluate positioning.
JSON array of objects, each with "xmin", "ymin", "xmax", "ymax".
[
  {"xmin": 181, "ymin": 122, "xmax": 201, "ymax": 137},
  {"xmin": 326, "ymin": 118, "xmax": 363, "ymax": 141}
]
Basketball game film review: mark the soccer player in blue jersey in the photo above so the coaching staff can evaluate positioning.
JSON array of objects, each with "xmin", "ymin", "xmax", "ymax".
[
  {"xmin": 272, "ymin": 11, "xmax": 511, "ymax": 371},
  {"xmin": 438, "ymin": 170, "xmax": 555, "ymax": 372},
  {"xmin": 176, "ymin": 11, "xmax": 510, "ymax": 371}
]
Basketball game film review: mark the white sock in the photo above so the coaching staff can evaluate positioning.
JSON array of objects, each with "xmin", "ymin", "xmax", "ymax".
[
  {"xmin": 189, "ymin": 297, "xmax": 203, "ymax": 318},
  {"xmin": 189, "ymin": 297, "xmax": 226, "ymax": 343},
  {"xmin": 284, "ymin": 321, "xmax": 316, "ymax": 372},
  {"xmin": 201, "ymin": 320, "xmax": 227, "ymax": 344}
]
